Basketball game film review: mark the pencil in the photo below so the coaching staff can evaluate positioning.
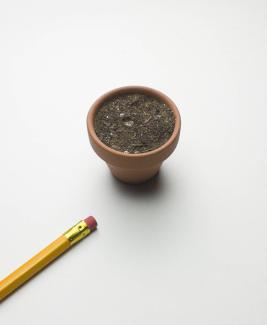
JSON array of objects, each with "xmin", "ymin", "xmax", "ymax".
[{"xmin": 0, "ymin": 216, "xmax": 97, "ymax": 301}]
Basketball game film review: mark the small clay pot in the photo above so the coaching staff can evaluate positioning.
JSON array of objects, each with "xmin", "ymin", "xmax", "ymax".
[{"xmin": 87, "ymin": 86, "xmax": 181, "ymax": 184}]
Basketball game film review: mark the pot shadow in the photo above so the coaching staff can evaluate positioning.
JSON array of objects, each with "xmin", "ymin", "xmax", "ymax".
[{"xmin": 110, "ymin": 170, "xmax": 165, "ymax": 200}]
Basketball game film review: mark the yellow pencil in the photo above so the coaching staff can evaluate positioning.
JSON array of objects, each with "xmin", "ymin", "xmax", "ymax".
[{"xmin": 0, "ymin": 216, "xmax": 97, "ymax": 301}]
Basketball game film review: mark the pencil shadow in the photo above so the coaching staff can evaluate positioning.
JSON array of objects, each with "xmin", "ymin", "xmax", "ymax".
[{"xmin": 0, "ymin": 231, "xmax": 98, "ymax": 304}]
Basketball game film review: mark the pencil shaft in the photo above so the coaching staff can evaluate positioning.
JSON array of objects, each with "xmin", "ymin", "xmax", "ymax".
[{"xmin": 0, "ymin": 236, "xmax": 70, "ymax": 301}]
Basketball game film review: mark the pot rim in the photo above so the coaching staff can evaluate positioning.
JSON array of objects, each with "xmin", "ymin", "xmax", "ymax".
[{"xmin": 87, "ymin": 85, "xmax": 181, "ymax": 159}]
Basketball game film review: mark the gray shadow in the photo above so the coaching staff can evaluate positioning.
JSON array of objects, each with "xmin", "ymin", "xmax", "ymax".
[{"xmin": 110, "ymin": 170, "xmax": 166, "ymax": 200}]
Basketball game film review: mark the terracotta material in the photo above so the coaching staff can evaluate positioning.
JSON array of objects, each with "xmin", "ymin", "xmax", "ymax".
[{"xmin": 87, "ymin": 86, "xmax": 181, "ymax": 184}]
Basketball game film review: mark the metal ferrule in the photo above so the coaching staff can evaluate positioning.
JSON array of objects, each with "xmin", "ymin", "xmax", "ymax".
[{"xmin": 63, "ymin": 220, "xmax": 90, "ymax": 246}]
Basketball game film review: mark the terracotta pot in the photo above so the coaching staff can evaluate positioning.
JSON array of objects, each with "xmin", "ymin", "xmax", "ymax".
[{"xmin": 87, "ymin": 86, "xmax": 181, "ymax": 184}]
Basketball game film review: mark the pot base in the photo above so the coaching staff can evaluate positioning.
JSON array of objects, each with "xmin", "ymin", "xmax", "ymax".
[{"xmin": 108, "ymin": 163, "xmax": 161, "ymax": 184}]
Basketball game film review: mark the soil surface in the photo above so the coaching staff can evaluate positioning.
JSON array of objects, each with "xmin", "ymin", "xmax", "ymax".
[{"xmin": 94, "ymin": 93, "xmax": 175, "ymax": 154}]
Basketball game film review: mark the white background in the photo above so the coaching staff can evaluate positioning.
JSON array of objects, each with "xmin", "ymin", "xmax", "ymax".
[{"xmin": 0, "ymin": 0, "xmax": 267, "ymax": 324}]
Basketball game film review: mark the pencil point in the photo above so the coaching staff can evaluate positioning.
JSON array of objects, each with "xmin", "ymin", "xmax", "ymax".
[{"xmin": 84, "ymin": 216, "xmax": 97, "ymax": 231}]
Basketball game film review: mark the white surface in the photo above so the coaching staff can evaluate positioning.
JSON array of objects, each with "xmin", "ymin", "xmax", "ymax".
[{"xmin": 0, "ymin": 0, "xmax": 267, "ymax": 324}]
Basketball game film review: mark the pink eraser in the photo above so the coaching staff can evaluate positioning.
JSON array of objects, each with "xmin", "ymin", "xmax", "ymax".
[{"xmin": 84, "ymin": 216, "xmax": 97, "ymax": 231}]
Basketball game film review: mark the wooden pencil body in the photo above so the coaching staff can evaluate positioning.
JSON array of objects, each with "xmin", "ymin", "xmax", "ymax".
[{"xmin": 0, "ymin": 236, "xmax": 70, "ymax": 301}]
